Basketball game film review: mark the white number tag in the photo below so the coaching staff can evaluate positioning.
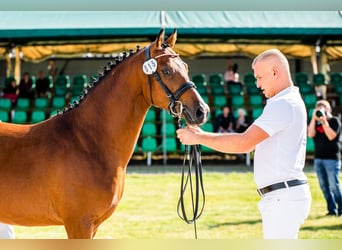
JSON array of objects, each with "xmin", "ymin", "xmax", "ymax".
[{"xmin": 142, "ymin": 59, "xmax": 157, "ymax": 75}]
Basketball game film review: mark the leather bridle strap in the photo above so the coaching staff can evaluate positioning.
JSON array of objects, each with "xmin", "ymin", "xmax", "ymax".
[{"xmin": 144, "ymin": 45, "xmax": 196, "ymax": 115}]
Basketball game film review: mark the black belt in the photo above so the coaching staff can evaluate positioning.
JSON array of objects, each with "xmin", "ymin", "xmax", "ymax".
[{"xmin": 257, "ymin": 179, "xmax": 307, "ymax": 196}]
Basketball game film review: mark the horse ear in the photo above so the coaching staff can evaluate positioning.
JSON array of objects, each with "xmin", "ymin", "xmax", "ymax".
[
  {"xmin": 155, "ymin": 29, "xmax": 165, "ymax": 49},
  {"xmin": 165, "ymin": 29, "xmax": 177, "ymax": 48}
]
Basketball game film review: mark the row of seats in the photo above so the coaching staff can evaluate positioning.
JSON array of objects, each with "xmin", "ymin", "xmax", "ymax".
[
  {"xmin": 0, "ymin": 96, "xmax": 69, "ymax": 123},
  {"xmin": 1, "ymin": 74, "xmax": 89, "ymax": 98}
]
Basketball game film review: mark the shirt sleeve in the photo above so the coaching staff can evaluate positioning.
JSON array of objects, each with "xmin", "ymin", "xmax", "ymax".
[
  {"xmin": 330, "ymin": 117, "xmax": 341, "ymax": 134},
  {"xmin": 253, "ymin": 100, "xmax": 293, "ymax": 136}
]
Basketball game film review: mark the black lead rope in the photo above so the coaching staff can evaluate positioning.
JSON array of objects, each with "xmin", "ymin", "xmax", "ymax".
[{"xmin": 176, "ymin": 119, "xmax": 205, "ymax": 239}]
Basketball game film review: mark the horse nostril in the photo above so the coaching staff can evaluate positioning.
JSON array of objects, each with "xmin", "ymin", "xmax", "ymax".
[{"xmin": 195, "ymin": 106, "xmax": 205, "ymax": 121}]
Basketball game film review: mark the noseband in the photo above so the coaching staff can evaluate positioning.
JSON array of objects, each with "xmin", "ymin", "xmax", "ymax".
[{"xmin": 143, "ymin": 45, "xmax": 196, "ymax": 118}]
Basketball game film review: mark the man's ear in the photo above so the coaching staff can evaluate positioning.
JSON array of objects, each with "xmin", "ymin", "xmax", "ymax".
[{"xmin": 272, "ymin": 67, "xmax": 279, "ymax": 78}]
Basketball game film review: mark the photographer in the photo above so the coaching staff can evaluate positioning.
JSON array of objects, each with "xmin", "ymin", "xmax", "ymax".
[{"xmin": 308, "ymin": 100, "xmax": 342, "ymax": 216}]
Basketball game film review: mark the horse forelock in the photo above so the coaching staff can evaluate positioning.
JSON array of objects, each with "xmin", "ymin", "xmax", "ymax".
[{"xmin": 58, "ymin": 45, "xmax": 143, "ymax": 115}]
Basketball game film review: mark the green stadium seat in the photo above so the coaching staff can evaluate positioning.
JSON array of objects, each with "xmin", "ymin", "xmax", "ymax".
[
  {"xmin": 211, "ymin": 84, "xmax": 225, "ymax": 95},
  {"xmin": 144, "ymin": 109, "xmax": 156, "ymax": 123},
  {"xmin": 243, "ymin": 73, "xmax": 256, "ymax": 86},
  {"xmin": 141, "ymin": 136, "xmax": 158, "ymax": 166},
  {"xmin": 227, "ymin": 84, "xmax": 242, "ymax": 96},
  {"xmin": 0, "ymin": 98, "xmax": 12, "ymax": 111},
  {"xmin": 312, "ymin": 73, "xmax": 326, "ymax": 86},
  {"xmin": 248, "ymin": 94, "xmax": 263, "ymax": 108},
  {"xmin": 51, "ymin": 96, "xmax": 66, "ymax": 109},
  {"xmin": 302, "ymin": 93, "xmax": 317, "ymax": 108},
  {"xmin": 71, "ymin": 74, "xmax": 87, "ymax": 96},
  {"xmin": 202, "ymin": 95, "xmax": 209, "ymax": 105},
  {"xmin": 246, "ymin": 84, "xmax": 261, "ymax": 95},
  {"xmin": 196, "ymin": 85, "xmax": 209, "ymax": 95},
  {"xmin": 161, "ymin": 137, "xmax": 178, "ymax": 153},
  {"xmin": 54, "ymin": 75, "xmax": 70, "ymax": 97},
  {"xmin": 16, "ymin": 98, "xmax": 30, "ymax": 110},
  {"xmin": 161, "ymin": 122, "xmax": 176, "ymax": 137},
  {"xmin": 12, "ymin": 110, "xmax": 27, "ymax": 124},
  {"xmin": 212, "ymin": 95, "xmax": 227, "ymax": 108},
  {"xmin": 231, "ymin": 95, "xmax": 245, "ymax": 108},
  {"xmin": 335, "ymin": 85, "xmax": 342, "ymax": 96},
  {"xmin": 191, "ymin": 73, "xmax": 207, "ymax": 86},
  {"xmin": 306, "ymin": 137, "xmax": 315, "ymax": 153},
  {"xmin": 49, "ymin": 109, "xmax": 58, "ymax": 117},
  {"xmin": 298, "ymin": 83, "xmax": 314, "ymax": 94},
  {"xmin": 0, "ymin": 110, "xmax": 10, "ymax": 122},
  {"xmin": 34, "ymin": 97, "xmax": 49, "ymax": 110},
  {"xmin": 201, "ymin": 122, "xmax": 213, "ymax": 132},
  {"xmin": 160, "ymin": 110, "xmax": 175, "ymax": 123},
  {"xmin": 141, "ymin": 123, "xmax": 157, "ymax": 137},
  {"xmin": 209, "ymin": 73, "xmax": 224, "ymax": 85},
  {"xmin": 251, "ymin": 108, "xmax": 263, "ymax": 120},
  {"xmin": 330, "ymin": 72, "xmax": 342, "ymax": 86},
  {"xmin": 295, "ymin": 72, "xmax": 309, "ymax": 85},
  {"xmin": 142, "ymin": 137, "xmax": 158, "ymax": 152},
  {"xmin": 30, "ymin": 110, "xmax": 46, "ymax": 123}
]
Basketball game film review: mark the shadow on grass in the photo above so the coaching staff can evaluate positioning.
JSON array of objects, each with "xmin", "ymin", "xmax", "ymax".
[
  {"xmin": 208, "ymin": 219, "xmax": 261, "ymax": 229},
  {"xmin": 301, "ymin": 224, "xmax": 342, "ymax": 231}
]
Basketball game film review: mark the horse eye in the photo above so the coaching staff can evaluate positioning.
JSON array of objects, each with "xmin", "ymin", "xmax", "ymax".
[{"xmin": 161, "ymin": 68, "xmax": 172, "ymax": 76}]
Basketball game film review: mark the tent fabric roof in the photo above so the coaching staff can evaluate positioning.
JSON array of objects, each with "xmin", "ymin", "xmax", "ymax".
[
  {"xmin": 1, "ymin": 11, "xmax": 342, "ymax": 43},
  {"xmin": 0, "ymin": 11, "xmax": 342, "ymax": 61}
]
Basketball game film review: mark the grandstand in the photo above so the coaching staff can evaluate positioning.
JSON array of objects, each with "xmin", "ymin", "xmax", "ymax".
[{"xmin": 1, "ymin": 70, "xmax": 341, "ymax": 165}]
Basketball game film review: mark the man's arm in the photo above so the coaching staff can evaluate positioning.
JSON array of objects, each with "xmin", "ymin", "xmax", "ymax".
[{"xmin": 177, "ymin": 124, "xmax": 269, "ymax": 153}]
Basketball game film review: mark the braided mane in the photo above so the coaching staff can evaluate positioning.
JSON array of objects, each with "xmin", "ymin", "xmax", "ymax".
[{"xmin": 57, "ymin": 45, "xmax": 143, "ymax": 115}]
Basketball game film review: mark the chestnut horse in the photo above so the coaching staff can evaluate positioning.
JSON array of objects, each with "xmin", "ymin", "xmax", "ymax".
[{"xmin": 0, "ymin": 29, "xmax": 209, "ymax": 238}]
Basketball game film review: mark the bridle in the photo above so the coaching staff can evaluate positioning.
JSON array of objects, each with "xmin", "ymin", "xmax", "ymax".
[{"xmin": 143, "ymin": 45, "xmax": 196, "ymax": 119}]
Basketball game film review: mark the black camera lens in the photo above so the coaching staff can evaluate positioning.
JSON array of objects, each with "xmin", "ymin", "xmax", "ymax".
[{"xmin": 316, "ymin": 110, "xmax": 323, "ymax": 117}]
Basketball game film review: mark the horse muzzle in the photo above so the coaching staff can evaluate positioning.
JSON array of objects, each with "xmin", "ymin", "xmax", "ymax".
[{"xmin": 182, "ymin": 102, "xmax": 210, "ymax": 125}]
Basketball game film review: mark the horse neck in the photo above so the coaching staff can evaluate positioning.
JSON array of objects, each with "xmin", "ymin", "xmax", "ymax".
[{"xmin": 67, "ymin": 63, "xmax": 150, "ymax": 164}]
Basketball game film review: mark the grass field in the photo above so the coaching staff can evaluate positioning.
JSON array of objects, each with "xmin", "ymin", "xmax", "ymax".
[{"xmin": 12, "ymin": 164, "xmax": 342, "ymax": 239}]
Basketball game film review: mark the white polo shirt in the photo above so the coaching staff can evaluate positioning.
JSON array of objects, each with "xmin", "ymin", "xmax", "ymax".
[{"xmin": 253, "ymin": 86, "xmax": 308, "ymax": 188}]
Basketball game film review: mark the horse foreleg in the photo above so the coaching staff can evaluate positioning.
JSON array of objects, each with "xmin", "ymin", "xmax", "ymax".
[{"xmin": 64, "ymin": 218, "xmax": 98, "ymax": 239}]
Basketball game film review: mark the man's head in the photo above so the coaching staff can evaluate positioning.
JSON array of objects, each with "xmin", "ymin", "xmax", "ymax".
[
  {"xmin": 315, "ymin": 99, "xmax": 332, "ymax": 117},
  {"xmin": 252, "ymin": 49, "xmax": 292, "ymax": 98}
]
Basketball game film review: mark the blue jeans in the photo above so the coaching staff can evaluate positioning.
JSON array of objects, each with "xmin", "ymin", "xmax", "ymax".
[{"xmin": 314, "ymin": 159, "xmax": 342, "ymax": 215}]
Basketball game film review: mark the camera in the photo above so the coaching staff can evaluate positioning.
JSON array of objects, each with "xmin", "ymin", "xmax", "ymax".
[{"xmin": 316, "ymin": 108, "xmax": 325, "ymax": 118}]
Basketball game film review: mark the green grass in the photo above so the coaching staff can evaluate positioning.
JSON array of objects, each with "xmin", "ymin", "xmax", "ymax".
[{"xmin": 13, "ymin": 165, "xmax": 342, "ymax": 239}]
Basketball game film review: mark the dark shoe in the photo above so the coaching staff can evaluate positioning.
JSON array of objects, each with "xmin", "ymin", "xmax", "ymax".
[{"xmin": 326, "ymin": 212, "xmax": 338, "ymax": 216}]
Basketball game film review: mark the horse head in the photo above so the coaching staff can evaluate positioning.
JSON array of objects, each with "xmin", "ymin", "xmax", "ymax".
[{"xmin": 142, "ymin": 29, "xmax": 210, "ymax": 125}]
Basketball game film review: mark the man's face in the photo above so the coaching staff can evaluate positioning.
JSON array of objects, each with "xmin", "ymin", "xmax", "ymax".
[{"xmin": 253, "ymin": 61, "xmax": 276, "ymax": 98}]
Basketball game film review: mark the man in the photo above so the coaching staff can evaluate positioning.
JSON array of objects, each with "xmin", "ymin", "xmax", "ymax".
[
  {"xmin": 177, "ymin": 49, "xmax": 311, "ymax": 239},
  {"xmin": 308, "ymin": 100, "xmax": 342, "ymax": 216}
]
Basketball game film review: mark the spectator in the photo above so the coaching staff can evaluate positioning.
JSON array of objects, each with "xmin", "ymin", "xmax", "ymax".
[
  {"xmin": 35, "ymin": 70, "xmax": 51, "ymax": 97},
  {"xmin": 214, "ymin": 106, "xmax": 236, "ymax": 133},
  {"xmin": 308, "ymin": 99, "xmax": 342, "ymax": 216},
  {"xmin": 18, "ymin": 72, "xmax": 35, "ymax": 99},
  {"xmin": 2, "ymin": 78, "xmax": 18, "ymax": 105},
  {"xmin": 224, "ymin": 61, "xmax": 239, "ymax": 84},
  {"xmin": 235, "ymin": 108, "xmax": 251, "ymax": 133}
]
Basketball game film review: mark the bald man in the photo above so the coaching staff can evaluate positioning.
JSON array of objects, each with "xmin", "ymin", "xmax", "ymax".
[{"xmin": 177, "ymin": 49, "xmax": 311, "ymax": 239}]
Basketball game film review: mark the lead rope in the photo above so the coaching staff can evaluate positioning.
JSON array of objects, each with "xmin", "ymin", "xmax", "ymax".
[{"xmin": 176, "ymin": 117, "xmax": 205, "ymax": 239}]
